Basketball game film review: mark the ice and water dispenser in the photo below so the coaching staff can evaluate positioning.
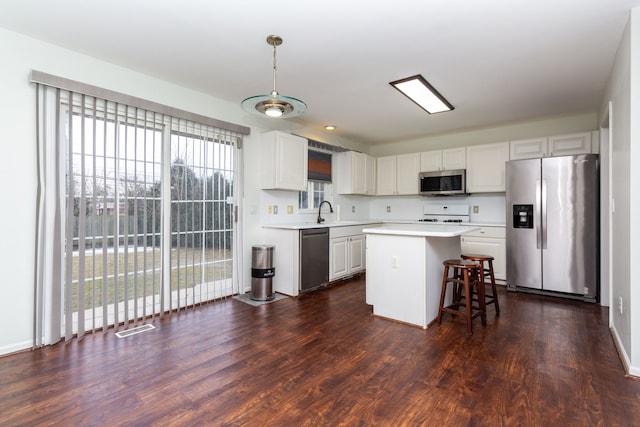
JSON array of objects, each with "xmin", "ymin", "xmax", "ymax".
[{"xmin": 512, "ymin": 204, "xmax": 534, "ymax": 229}]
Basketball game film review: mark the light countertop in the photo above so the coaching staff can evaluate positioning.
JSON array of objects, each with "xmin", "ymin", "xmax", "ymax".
[
  {"xmin": 261, "ymin": 220, "xmax": 384, "ymax": 230},
  {"xmin": 262, "ymin": 220, "xmax": 504, "ymax": 230},
  {"xmin": 363, "ymin": 223, "xmax": 480, "ymax": 237}
]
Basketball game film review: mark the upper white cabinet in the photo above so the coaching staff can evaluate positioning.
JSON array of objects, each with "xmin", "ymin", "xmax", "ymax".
[
  {"xmin": 365, "ymin": 154, "xmax": 377, "ymax": 195},
  {"xmin": 261, "ymin": 131, "xmax": 308, "ymax": 191},
  {"xmin": 510, "ymin": 132, "xmax": 593, "ymax": 160},
  {"xmin": 548, "ymin": 132, "xmax": 592, "ymax": 157},
  {"xmin": 376, "ymin": 153, "xmax": 420, "ymax": 195},
  {"xmin": 466, "ymin": 142, "xmax": 510, "ymax": 193},
  {"xmin": 375, "ymin": 155, "xmax": 396, "ymax": 195},
  {"xmin": 396, "ymin": 153, "xmax": 421, "ymax": 194},
  {"xmin": 420, "ymin": 147, "xmax": 466, "ymax": 172},
  {"xmin": 335, "ymin": 151, "xmax": 376, "ymax": 195},
  {"xmin": 509, "ymin": 137, "xmax": 548, "ymax": 160}
]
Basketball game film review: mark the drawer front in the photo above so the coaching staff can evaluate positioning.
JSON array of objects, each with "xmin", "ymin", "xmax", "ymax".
[
  {"xmin": 464, "ymin": 226, "xmax": 505, "ymax": 239},
  {"xmin": 330, "ymin": 225, "xmax": 364, "ymax": 238}
]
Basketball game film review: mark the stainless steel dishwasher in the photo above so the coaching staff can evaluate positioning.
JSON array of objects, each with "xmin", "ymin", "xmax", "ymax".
[{"xmin": 299, "ymin": 227, "xmax": 329, "ymax": 292}]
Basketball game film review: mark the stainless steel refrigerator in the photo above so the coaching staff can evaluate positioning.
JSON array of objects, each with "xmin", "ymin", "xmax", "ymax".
[{"xmin": 505, "ymin": 154, "xmax": 599, "ymax": 301}]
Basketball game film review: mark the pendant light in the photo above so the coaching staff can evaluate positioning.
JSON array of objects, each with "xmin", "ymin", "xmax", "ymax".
[{"xmin": 241, "ymin": 35, "xmax": 307, "ymax": 119}]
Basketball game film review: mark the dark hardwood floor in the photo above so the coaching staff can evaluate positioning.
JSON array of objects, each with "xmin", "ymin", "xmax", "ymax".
[{"xmin": 2, "ymin": 276, "xmax": 639, "ymax": 426}]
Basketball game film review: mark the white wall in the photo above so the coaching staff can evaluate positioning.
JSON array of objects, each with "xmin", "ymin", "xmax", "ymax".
[
  {"xmin": 0, "ymin": 28, "xmax": 361, "ymax": 355},
  {"xmin": 630, "ymin": 7, "xmax": 640, "ymax": 375},
  {"xmin": 599, "ymin": 8, "xmax": 639, "ymax": 375}
]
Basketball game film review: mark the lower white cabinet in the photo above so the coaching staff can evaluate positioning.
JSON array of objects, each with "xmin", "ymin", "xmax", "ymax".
[
  {"xmin": 329, "ymin": 225, "xmax": 368, "ymax": 281},
  {"xmin": 461, "ymin": 226, "xmax": 506, "ymax": 281},
  {"xmin": 330, "ymin": 235, "xmax": 364, "ymax": 280}
]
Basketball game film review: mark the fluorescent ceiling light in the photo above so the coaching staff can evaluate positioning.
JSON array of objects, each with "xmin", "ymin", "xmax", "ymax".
[{"xmin": 389, "ymin": 74, "xmax": 454, "ymax": 114}]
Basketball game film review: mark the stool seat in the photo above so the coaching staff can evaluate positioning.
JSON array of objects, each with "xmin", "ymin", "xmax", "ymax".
[
  {"xmin": 437, "ymin": 259, "xmax": 487, "ymax": 335},
  {"xmin": 461, "ymin": 254, "xmax": 500, "ymax": 315}
]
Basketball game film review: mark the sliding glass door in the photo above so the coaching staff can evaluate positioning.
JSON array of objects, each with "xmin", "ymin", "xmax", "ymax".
[{"xmin": 36, "ymin": 86, "xmax": 241, "ymax": 344}]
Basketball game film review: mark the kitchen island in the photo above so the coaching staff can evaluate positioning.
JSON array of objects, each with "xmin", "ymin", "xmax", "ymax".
[{"xmin": 363, "ymin": 224, "xmax": 479, "ymax": 329}]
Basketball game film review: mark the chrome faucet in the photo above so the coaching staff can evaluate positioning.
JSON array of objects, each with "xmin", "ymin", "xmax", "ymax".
[{"xmin": 317, "ymin": 200, "xmax": 334, "ymax": 224}]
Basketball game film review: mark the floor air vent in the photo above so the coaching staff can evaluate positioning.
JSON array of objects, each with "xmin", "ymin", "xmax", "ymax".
[{"xmin": 115, "ymin": 324, "xmax": 155, "ymax": 338}]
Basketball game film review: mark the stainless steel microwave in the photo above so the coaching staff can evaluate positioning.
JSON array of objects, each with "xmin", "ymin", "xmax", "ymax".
[{"xmin": 419, "ymin": 169, "xmax": 467, "ymax": 196}]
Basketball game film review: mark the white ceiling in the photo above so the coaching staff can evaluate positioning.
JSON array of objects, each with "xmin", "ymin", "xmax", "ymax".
[{"xmin": 1, "ymin": 0, "xmax": 639, "ymax": 145}]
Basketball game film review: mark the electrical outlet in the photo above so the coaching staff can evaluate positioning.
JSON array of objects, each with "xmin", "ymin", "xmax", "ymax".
[
  {"xmin": 473, "ymin": 206, "xmax": 479, "ymax": 213},
  {"xmin": 352, "ymin": 205, "xmax": 356, "ymax": 213},
  {"xmin": 386, "ymin": 205, "xmax": 391, "ymax": 213},
  {"xmin": 287, "ymin": 205, "xmax": 293, "ymax": 214},
  {"xmin": 619, "ymin": 296, "xmax": 624, "ymax": 314},
  {"xmin": 273, "ymin": 205, "xmax": 278, "ymax": 214},
  {"xmin": 391, "ymin": 256, "xmax": 398, "ymax": 268}
]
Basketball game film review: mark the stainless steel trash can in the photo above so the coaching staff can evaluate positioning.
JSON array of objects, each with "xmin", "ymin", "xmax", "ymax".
[{"xmin": 251, "ymin": 245, "xmax": 275, "ymax": 301}]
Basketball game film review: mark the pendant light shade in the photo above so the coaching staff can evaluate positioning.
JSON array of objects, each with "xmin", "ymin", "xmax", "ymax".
[{"xmin": 241, "ymin": 35, "xmax": 307, "ymax": 119}]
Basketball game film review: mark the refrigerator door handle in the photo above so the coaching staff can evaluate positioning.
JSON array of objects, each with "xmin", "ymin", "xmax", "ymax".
[
  {"xmin": 541, "ymin": 179, "xmax": 547, "ymax": 249},
  {"xmin": 536, "ymin": 180, "xmax": 542, "ymax": 249}
]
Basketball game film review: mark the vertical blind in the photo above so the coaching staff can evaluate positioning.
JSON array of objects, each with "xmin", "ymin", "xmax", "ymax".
[{"xmin": 33, "ymin": 75, "xmax": 247, "ymax": 347}]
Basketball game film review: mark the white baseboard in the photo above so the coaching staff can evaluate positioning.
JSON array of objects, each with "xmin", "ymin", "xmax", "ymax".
[
  {"xmin": 610, "ymin": 325, "xmax": 640, "ymax": 378},
  {"xmin": 0, "ymin": 340, "xmax": 32, "ymax": 357}
]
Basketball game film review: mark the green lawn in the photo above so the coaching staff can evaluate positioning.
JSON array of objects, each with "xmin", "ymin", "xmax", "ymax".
[{"xmin": 71, "ymin": 246, "xmax": 233, "ymax": 311}]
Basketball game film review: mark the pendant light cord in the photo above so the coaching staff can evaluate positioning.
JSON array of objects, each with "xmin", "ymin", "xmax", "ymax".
[{"xmin": 271, "ymin": 41, "xmax": 278, "ymax": 95}]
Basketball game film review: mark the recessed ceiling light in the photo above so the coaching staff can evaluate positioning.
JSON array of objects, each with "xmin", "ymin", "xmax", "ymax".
[
  {"xmin": 324, "ymin": 125, "xmax": 336, "ymax": 131},
  {"xmin": 389, "ymin": 74, "xmax": 454, "ymax": 114}
]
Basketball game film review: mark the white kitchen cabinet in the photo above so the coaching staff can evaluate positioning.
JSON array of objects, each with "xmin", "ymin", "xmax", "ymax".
[
  {"xmin": 375, "ymin": 155, "xmax": 396, "ymax": 195},
  {"xmin": 335, "ymin": 151, "xmax": 376, "ymax": 195},
  {"xmin": 466, "ymin": 142, "xmax": 509, "ymax": 193},
  {"xmin": 396, "ymin": 153, "xmax": 420, "ymax": 194},
  {"xmin": 365, "ymin": 154, "xmax": 377, "ymax": 195},
  {"xmin": 329, "ymin": 235, "xmax": 364, "ymax": 280},
  {"xmin": 548, "ymin": 132, "xmax": 592, "ymax": 156},
  {"xmin": 330, "ymin": 225, "xmax": 366, "ymax": 281},
  {"xmin": 420, "ymin": 150, "xmax": 441, "ymax": 172},
  {"xmin": 442, "ymin": 147, "xmax": 466, "ymax": 170},
  {"xmin": 461, "ymin": 226, "xmax": 506, "ymax": 281},
  {"xmin": 260, "ymin": 130, "xmax": 308, "ymax": 191},
  {"xmin": 420, "ymin": 148, "xmax": 466, "ymax": 171},
  {"xmin": 510, "ymin": 137, "xmax": 548, "ymax": 160},
  {"xmin": 376, "ymin": 153, "xmax": 420, "ymax": 195},
  {"xmin": 510, "ymin": 132, "xmax": 594, "ymax": 160}
]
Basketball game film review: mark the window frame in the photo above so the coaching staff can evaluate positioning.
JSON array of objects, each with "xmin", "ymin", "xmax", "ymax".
[{"xmin": 298, "ymin": 180, "xmax": 333, "ymax": 212}]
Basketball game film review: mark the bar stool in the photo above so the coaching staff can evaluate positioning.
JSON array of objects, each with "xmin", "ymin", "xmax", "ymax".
[
  {"xmin": 437, "ymin": 259, "xmax": 487, "ymax": 335},
  {"xmin": 461, "ymin": 254, "xmax": 500, "ymax": 315}
]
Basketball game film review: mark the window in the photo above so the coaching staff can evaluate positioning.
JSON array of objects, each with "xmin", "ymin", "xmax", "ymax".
[
  {"xmin": 299, "ymin": 148, "xmax": 332, "ymax": 210},
  {"xmin": 299, "ymin": 180, "xmax": 332, "ymax": 210}
]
